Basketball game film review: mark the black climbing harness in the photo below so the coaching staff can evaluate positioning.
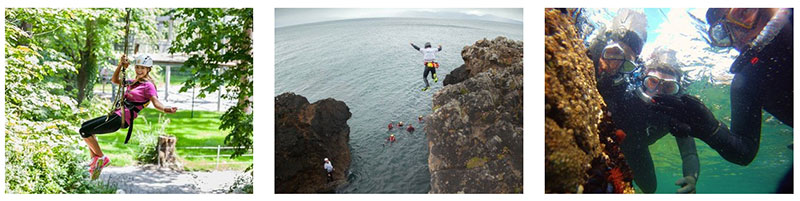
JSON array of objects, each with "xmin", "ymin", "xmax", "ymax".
[{"xmin": 121, "ymin": 94, "xmax": 150, "ymax": 144}]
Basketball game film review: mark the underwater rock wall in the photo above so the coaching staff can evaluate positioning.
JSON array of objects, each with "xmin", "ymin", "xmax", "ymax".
[
  {"xmin": 426, "ymin": 37, "xmax": 523, "ymax": 193},
  {"xmin": 544, "ymin": 9, "xmax": 633, "ymax": 193},
  {"xmin": 274, "ymin": 92, "xmax": 352, "ymax": 193}
]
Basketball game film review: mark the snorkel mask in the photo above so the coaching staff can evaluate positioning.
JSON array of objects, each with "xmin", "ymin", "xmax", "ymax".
[
  {"xmin": 633, "ymin": 70, "xmax": 682, "ymax": 104},
  {"xmin": 601, "ymin": 40, "xmax": 643, "ymax": 86},
  {"xmin": 708, "ymin": 8, "xmax": 760, "ymax": 47}
]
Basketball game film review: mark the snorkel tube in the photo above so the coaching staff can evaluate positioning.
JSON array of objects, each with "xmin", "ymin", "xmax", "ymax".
[
  {"xmin": 748, "ymin": 8, "xmax": 791, "ymax": 52},
  {"xmin": 635, "ymin": 85, "xmax": 654, "ymax": 104},
  {"xmin": 629, "ymin": 68, "xmax": 654, "ymax": 104}
]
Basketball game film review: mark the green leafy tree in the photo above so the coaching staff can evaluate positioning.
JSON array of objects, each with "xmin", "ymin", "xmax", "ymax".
[
  {"xmin": 7, "ymin": 8, "xmax": 161, "ymax": 105},
  {"xmin": 6, "ymin": 9, "xmax": 114, "ymax": 193},
  {"xmin": 4, "ymin": 8, "xmax": 161, "ymax": 194},
  {"xmin": 169, "ymin": 8, "xmax": 253, "ymax": 158}
]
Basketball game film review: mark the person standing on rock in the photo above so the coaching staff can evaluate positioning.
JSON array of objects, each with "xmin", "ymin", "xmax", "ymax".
[
  {"xmin": 79, "ymin": 54, "xmax": 178, "ymax": 180},
  {"xmin": 324, "ymin": 158, "xmax": 334, "ymax": 182},
  {"xmin": 410, "ymin": 42, "xmax": 442, "ymax": 91}
]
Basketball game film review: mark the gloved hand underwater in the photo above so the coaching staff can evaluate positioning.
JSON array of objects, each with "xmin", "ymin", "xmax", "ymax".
[
  {"xmin": 668, "ymin": 118, "xmax": 692, "ymax": 138},
  {"xmin": 675, "ymin": 175, "xmax": 697, "ymax": 194},
  {"xmin": 649, "ymin": 94, "xmax": 720, "ymax": 140}
]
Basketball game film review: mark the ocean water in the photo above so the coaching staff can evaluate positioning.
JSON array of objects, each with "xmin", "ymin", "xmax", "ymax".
[
  {"xmin": 643, "ymin": 84, "xmax": 793, "ymax": 193},
  {"xmin": 581, "ymin": 8, "xmax": 793, "ymax": 193},
  {"xmin": 275, "ymin": 18, "xmax": 523, "ymax": 193}
]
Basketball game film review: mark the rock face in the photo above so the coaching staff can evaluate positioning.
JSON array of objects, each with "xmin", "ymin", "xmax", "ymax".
[
  {"xmin": 275, "ymin": 92, "xmax": 352, "ymax": 193},
  {"xmin": 442, "ymin": 64, "xmax": 467, "ymax": 86},
  {"xmin": 443, "ymin": 36, "xmax": 524, "ymax": 86},
  {"xmin": 544, "ymin": 9, "xmax": 634, "ymax": 193},
  {"xmin": 426, "ymin": 36, "xmax": 523, "ymax": 193}
]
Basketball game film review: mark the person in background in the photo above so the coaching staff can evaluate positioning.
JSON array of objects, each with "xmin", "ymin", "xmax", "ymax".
[
  {"xmin": 587, "ymin": 9, "xmax": 700, "ymax": 193},
  {"xmin": 614, "ymin": 47, "xmax": 700, "ymax": 194},
  {"xmin": 651, "ymin": 8, "xmax": 793, "ymax": 193},
  {"xmin": 588, "ymin": 8, "xmax": 648, "ymax": 102}
]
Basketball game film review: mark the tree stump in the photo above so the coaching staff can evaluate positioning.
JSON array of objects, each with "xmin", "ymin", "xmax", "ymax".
[{"xmin": 157, "ymin": 135, "xmax": 179, "ymax": 169}]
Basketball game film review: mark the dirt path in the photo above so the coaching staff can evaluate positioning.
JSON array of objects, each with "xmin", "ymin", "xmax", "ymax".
[{"xmin": 97, "ymin": 165, "xmax": 250, "ymax": 194}]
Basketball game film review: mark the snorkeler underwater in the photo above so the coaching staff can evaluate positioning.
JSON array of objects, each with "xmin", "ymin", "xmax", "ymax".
[{"xmin": 545, "ymin": 8, "xmax": 793, "ymax": 194}]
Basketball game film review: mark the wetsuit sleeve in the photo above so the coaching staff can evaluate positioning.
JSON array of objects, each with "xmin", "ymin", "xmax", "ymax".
[
  {"xmin": 438, "ymin": 46, "xmax": 442, "ymax": 52},
  {"xmin": 701, "ymin": 73, "xmax": 761, "ymax": 166},
  {"xmin": 411, "ymin": 43, "xmax": 420, "ymax": 51},
  {"xmin": 676, "ymin": 136, "xmax": 700, "ymax": 180}
]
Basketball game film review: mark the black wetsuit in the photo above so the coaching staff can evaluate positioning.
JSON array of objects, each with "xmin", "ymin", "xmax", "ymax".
[
  {"xmin": 411, "ymin": 43, "xmax": 442, "ymax": 88},
  {"xmin": 600, "ymin": 83, "xmax": 700, "ymax": 193},
  {"xmin": 701, "ymin": 24, "xmax": 793, "ymax": 166}
]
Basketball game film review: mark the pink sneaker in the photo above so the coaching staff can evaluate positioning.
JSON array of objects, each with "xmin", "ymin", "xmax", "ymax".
[
  {"xmin": 88, "ymin": 156, "xmax": 99, "ymax": 170},
  {"xmin": 89, "ymin": 156, "xmax": 111, "ymax": 180},
  {"xmin": 98, "ymin": 156, "xmax": 111, "ymax": 168}
]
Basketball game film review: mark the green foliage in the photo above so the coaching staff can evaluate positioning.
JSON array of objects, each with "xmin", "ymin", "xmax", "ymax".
[
  {"xmin": 6, "ymin": 8, "xmax": 250, "ymax": 193},
  {"xmin": 169, "ymin": 8, "xmax": 253, "ymax": 158},
  {"xmin": 3, "ymin": 8, "xmax": 145, "ymax": 194},
  {"xmin": 5, "ymin": 8, "xmax": 162, "ymax": 105},
  {"xmin": 5, "ymin": 31, "xmax": 115, "ymax": 194},
  {"xmin": 133, "ymin": 114, "xmax": 170, "ymax": 164},
  {"xmin": 95, "ymin": 108, "xmax": 251, "ymax": 170},
  {"xmin": 6, "ymin": 8, "xmax": 118, "ymax": 104},
  {"xmin": 227, "ymin": 170, "xmax": 253, "ymax": 194}
]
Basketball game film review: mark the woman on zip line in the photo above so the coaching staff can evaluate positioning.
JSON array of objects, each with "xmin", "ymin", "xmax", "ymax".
[{"xmin": 79, "ymin": 54, "xmax": 177, "ymax": 179}]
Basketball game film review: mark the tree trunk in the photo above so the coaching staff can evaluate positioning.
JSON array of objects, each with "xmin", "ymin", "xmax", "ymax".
[
  {"xmin": 157, "ymin": 135, "xmax": 179, "ymax": 169},
  {"xmin": 239, "ymin": 27, "xmax": 253, "ymax": 114},
  {"xmin": 76, "ymin": 19, "xmax": 98, "ymax": 105}
]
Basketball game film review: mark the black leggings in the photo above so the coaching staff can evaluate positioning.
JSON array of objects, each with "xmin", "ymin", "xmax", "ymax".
[
  {"xmin": 79, "ymin": 114, "xmax": 123, "ymax": 138},
  {"xmin": 423, "ymin": 66, "xmax": 436, "ymax": 87}
]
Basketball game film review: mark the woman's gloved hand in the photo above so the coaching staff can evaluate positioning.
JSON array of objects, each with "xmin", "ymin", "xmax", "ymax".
[
  {"xmin": 650, "ymin": 94, "xmax": 720, "ymax": 140},
  {"xmin": 668, "ymin": 118, "xmax": 692, "ymax": 138},
  {"xmin": 675, "ymin": 175, "xmax": 697, "ymax": 194}
]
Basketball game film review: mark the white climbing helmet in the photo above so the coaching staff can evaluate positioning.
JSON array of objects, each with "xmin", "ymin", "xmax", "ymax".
[
  {"xmin": 134, "ymin": 54, "xmax": 154, "ymax": 67},
  {"xmin": 324, "ymin": 158, "xmax": 329, "ymax": 162}
]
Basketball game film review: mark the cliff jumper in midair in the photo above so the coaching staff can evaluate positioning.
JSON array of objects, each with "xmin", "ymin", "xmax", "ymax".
[
  {"xmin": 78, "ymin": 8, "xmax": 178, "ymax": 180},
  {"xmin": 410, "ymin": 42, "xmax": 442, "ymax": 91}
]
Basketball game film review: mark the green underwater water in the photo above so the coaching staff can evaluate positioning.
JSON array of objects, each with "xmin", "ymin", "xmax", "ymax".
[{"xmin": 640, "ymin": 84, "xmax": 793, "ymax": 193}]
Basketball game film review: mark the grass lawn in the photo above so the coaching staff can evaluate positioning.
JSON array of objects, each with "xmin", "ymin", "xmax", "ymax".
[
  {"xmin": 93, "ymin": 108, "xmax": 252, "ymax": 171},
  {"xmin": 167, "ymin": 72, "xmax": 193, "ymax": 86}
]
